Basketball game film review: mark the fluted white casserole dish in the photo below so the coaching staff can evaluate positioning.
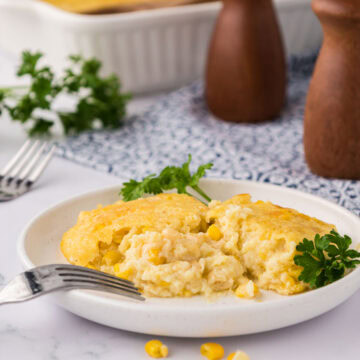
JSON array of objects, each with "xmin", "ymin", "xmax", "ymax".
[{"xmin": 0, "ymin": 0, "xmax": 322, "ymax": 93}]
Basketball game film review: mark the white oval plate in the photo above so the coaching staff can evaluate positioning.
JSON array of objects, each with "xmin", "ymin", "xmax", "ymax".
[{"xmin": 18, "ymin": 179, "xmax": 360, "ymax": 337}]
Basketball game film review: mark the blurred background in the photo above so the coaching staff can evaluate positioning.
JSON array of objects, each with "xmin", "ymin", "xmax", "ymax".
[{"xmin": 0, "ymin": 0, "xmax": 322, "ymax": 94}]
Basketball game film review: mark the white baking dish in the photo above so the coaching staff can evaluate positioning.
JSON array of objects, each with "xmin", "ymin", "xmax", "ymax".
[{"xmin": 0, "ymin": 0, "xmax": 322, "ymax": 94}]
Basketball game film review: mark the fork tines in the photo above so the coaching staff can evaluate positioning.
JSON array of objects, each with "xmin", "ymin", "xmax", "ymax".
[
  {"xmin": 55, "ymin": 265, "xmax": 145, "ymax": 301},
  {"xmin": 0, "ymin": 139, "xmax": 56, "ymax": 188}
]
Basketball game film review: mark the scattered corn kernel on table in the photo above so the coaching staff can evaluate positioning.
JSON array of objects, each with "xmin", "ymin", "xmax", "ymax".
[{"xmin": 1, "ymin": 51, "xmax": 360, "ymax": 360}]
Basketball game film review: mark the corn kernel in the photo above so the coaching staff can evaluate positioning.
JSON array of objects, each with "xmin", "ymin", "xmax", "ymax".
[
  {"xmin": 113, "ymin": 228, "xmax": 130, "ymax": 244},
  {"xmin": 145, "ymin": 340, "xmax": 168, "ymax": 358},
  {"xmin": 289, "ymin": 267, "xmax": 302, "ymax": 279},
  {"xmin": 113, "ymin": 263, "xmax": 121, "ymax": 273},
  {"xmin": 87, "ymin": 264, "xmax": 96, "ymax": 270},
  {"xmin": 102, "ymin": 250, "xmax": 122, "ymax": 266},
  {"xmin": 285, "ymin": 274, "xmax": 296, "ymax": 286},
  {"xmin": 183, "ymin": 290, "xmax": 192, "ymax": 297},
  {"xmin": 113, "ymin": 236, "xmax": 122, "ymax": 244},
  {"xmin": 94, "ymin": 223, "xmax": 105, "ymax": 230},
  {"xmin": 235, "ymin": 281, "xmax": 259, "ymax": 299},
  {"xmin": 148, "ymin": 248, "xmax": 166, "ymax": 265},
  {"xmin": 258, "ymin": 249, "xmax": 267, "ymax": 261},
  {"xmin": 200, "ymin": 343, "xmax": 224, "ymax": 360},
  {"xmin": 159, "ymin": 281, "xmax": 170, "ymax": 287},
  {"xmin": 114, "ymin": 264, "xmax": 133, "ymax": 280},
  {"xmin": 207, "ymin": 224, "xmax": 222, "ymax": 241},
  {"xmin": 227, "ymin": 351, "xmax": 250, "ymax": 360}
]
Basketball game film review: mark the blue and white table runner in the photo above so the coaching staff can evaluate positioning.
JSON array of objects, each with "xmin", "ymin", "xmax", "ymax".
[{"xmin": 56, "ymin": 56, "xmax": 360, "ymax": 215}]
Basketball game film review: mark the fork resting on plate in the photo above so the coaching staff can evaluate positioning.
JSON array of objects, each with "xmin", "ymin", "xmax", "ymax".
[{"xmin": 0, "ymin": 264, "xmax": 145, "ymax": 305}]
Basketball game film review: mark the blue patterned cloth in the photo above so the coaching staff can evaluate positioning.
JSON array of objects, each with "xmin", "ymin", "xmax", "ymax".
[{"xmin": 56, "ymin": 55, "xmax": 360, "ymax": 215}]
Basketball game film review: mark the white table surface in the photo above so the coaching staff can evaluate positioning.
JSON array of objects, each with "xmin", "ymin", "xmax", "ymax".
[{"xmin": 0, "ymin": 52, "xmax": 359, "ymax": 360}]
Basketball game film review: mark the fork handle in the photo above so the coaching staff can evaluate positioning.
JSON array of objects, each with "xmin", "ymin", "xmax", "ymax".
[{"xmin": 0, "ymin": 275, "xmax": 37, "ymax": 305}]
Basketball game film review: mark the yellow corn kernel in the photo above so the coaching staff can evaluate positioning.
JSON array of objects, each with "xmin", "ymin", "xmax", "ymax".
[
  {"xmin": 159, "ymin": 281, "xmax": 170, "ymax": 287},
  {"xmin": 145, "ymin": 340, "xmax": 168, "ymax": 358},
  {"xmin": 113, "ymin": 236, "xmax": 122, "ymax": 244},
  {"xmin": 289, "ymin": 268, "xmax": 302, "ymax": 279},
  {"xmin": 113, "ymin": 228, "xmax": 130, "ymax": 244},
  {"xmin": 148, "ymin": 249, "xmax": 166, "ymax": 265},
  {"xmin": 102, "ymin": 250, "xmax": 122, "ymax": 266},
  {"xmin": 183, "ymin": 290, "xmax": 192, "ymax": 297},
  {"xmin": 281, "ymin": 273, "xmax": 296, "ymax": 287},
  {"xmin": 235, "ymin": 281, "xmax": 259, "ymax": 299},
  {"xmin": 114, "ymin": 264, "xmax": 133, "ymax": 280},
  {"xmin": 258, "ymin": 249, "xmax": 267, "ymax": 261},
  {"xmin": 200, "ymin": 343, "xmax": 224, "ymax": 360},
  {"xmin": 287, "ymin": 276, "xmax": 296, "ymax": 287},
  {"xmin": 227, "ymin": 351, "xmax": 250, "ymax": 360},
  {"xmin": 113, "ymin": 263, "xmax": 121, "ymax": 273},
  {"xmin": 86, "ymin": 264, "xmax": 96, "ymax": 270},
  {"xmin": 207, "ymin": 224, "xmax": 222, "ymax": 241},
  {"xmin": 94, "ymin": 223, "xmax": 105, "ymax": 230}
]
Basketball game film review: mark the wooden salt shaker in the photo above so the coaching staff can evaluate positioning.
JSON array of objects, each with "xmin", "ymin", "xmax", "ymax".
[
  {"xmin": 205, "ymin": 0, "xmax": 286, "ymax": 123},
  {"xmin": 304, "ymin": 0, "xmax": 360, "ymax": 179}
]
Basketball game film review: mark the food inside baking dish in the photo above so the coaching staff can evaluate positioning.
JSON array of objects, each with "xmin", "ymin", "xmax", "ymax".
[
  {"xmin": 61, "ymin": 193, "xmax": 334, "ymax": 299},
  {"xmin": 40, "ymin": 0, "xmax": 215, "ymax": 14}
]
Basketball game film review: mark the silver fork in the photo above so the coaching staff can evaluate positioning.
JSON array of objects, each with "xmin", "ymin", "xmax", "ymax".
[
  {"xmin": 0, "ymin": 264, "xmax": 145, "ymax": 305},
  {"xmin": 0, "ymin": 139, "xmax": 56, "ymax": 202}
]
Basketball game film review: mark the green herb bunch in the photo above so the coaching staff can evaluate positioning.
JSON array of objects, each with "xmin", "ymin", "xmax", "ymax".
[
  {"xmin": 294, "ymin": 230, "xmax": 360, "ymax": 288},
  {"xmin": 120, "ymin": 155, "xmax": 213, "ymax": 203},
  {"xmin": 0, "ymin": 51, "xmax": 131, "ymax": 136}
]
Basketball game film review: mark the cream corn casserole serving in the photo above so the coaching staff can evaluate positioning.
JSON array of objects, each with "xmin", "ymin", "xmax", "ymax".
[{"xmin": 61, "ymin": 193, "xmax": 334, "ymax": 299}]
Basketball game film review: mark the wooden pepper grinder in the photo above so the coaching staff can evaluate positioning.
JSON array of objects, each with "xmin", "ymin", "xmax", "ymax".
[
  {"xmin": 205, "ymin": 0, "xmax": 286, "ymax": 123},
  {"xmin": 304, "ymin": 0, "xmax": 360, "ymax": 179}
]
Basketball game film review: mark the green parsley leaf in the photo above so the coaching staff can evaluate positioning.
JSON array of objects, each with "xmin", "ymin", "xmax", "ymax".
[
  {"xmin": 0, "ymin": 90, "xmax": 5, "ymax": 116},
  {"xmin": 120, "ymin": 155, "xmax": 213, "ymax": 203},
  {"xmin": 28, "ymin": 118, "xmax": 54, "ymax": 137},
  {"xmin": 314, "ymin": 233, "xmax": 331, "ymax": 251},
  {"xmin": 294, "ymin": 230, "xmax": 360, "ymax": 289},
  {"xmin": 0, "ymin": 51, "xmax": 130, "ymax": 136},
  {"xmin": 345, "ymin": 249, "xmax": 360, "ymax": 259},
  {"xmin": 294, "ymin": 252, "xmax": 324, "ymax": 288},
  {"xmin": 120, "ymin": 175, "xmax": 163, "ymax": 202},
  {"xmin": 296, "ymin": 238, "xmax": 315, "ymax": 253},
  {"xmin": 17, "ymin": 51, "xmax": 43, "ymax": 77}
]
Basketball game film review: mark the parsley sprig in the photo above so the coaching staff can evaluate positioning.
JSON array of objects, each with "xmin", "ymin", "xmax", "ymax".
[
  {"xmin": 294, "ymin": 230, "xmax": 360, "ymax": 289},
  {"xmin": 0, "ymin": 51, "xmax": 131, "ymax": 136},
  {"xmin": 120, "ymin": 155, "xmax": 213, "ymax": 203}
]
